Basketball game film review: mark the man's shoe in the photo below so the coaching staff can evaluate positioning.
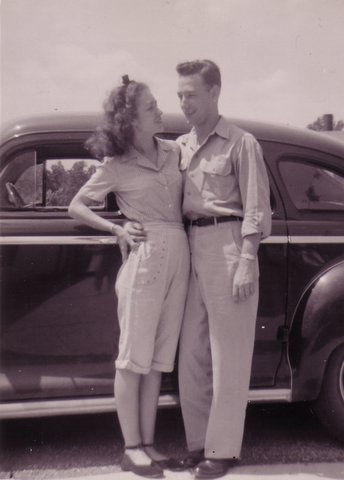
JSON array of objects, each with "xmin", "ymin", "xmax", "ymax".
[
  {"xmin": 194, "ymin": 458, "xmax": 237, "ymax": 479},
  {"xmin": 179, "ymin": 449, "xmax": 204, "ymax": 469},
  {"xmin": 153, "ymin": 457, "xmax": 187, "ymax": 471}
]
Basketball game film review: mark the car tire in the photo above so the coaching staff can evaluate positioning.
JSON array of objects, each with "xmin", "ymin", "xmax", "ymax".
[{"xmin": 312, "ymin": 344, "xmax": 344, "ymax": 442}]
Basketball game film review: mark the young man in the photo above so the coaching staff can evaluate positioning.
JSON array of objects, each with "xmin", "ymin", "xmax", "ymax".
[{"xmin": 176, "ymin": 59, "xmax": 271, "ymax": 479}]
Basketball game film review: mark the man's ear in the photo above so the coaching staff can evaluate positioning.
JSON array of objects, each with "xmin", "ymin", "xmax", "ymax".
[{"xmin": 210, "ymin": 84, "xmax": 221, "ymax": 103}]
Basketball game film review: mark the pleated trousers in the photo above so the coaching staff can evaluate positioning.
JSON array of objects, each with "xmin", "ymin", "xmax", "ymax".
[{"xmin": 178, "ymin": 221, "xmax": 259, "ymax": 459}]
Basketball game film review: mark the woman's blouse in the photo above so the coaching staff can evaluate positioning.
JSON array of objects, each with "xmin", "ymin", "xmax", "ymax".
[{"xmin": 78, "ymin": 138, "xmax": 183, "ymax": 224}]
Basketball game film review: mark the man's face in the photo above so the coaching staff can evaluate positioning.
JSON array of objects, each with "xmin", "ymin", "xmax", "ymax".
[{"xmin": 177, "ymin": 73, "xmax": 217, "ymax": 126}]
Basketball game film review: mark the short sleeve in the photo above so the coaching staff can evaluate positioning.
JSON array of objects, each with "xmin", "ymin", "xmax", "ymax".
[{"xmin": 77, "ymin": 156, "xmax": 119, "ymax": 202}]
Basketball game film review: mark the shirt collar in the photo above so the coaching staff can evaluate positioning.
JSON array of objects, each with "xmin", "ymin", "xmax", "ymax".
[
  {"xmin": 185, "ymin": 115, "xmax": 231, "ymax": 149},
  {"xmin": 127, "ymin": 137, "xmax": 171, "ymax": 171},
  {"xmin": 213, "ymin": 116, "xmax": 231, "ymax": 139}
]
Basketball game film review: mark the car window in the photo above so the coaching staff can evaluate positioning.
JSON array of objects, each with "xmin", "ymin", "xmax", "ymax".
[
  {"xmin": 279, "ymin": 160, "xmax": 344, "ymax": 211},
  {"xmin": 44, "ymin": 158, "xmax": 101, "ymax": 208},
  {"xmin": 2, "ymin": 151, "xmax": 103, "ymax": 210}
]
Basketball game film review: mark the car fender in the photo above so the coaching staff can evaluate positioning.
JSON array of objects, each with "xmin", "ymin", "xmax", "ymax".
[{"xmin": 289, "ymin": 259, "xmax": 344, "ymax": 401}]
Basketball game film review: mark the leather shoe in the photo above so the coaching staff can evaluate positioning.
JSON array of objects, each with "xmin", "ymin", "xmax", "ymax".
[
  {"xmin": 153, "ymin": 457, "xmax": 186, "ymax": 471},
  {"xmin": 142, "ymin": 443, "xmax": 187, "ymax": 471},
  {"xmin": 179, "ymin": 449, "xmax": 204, "ymax": 469},
  {"xmin": 194, "ymin": 458, "xmax": 237, "ymax": 479},
  {"xmin": 120, "ymin": 452, "xmax": 164, "ymax": 478}
]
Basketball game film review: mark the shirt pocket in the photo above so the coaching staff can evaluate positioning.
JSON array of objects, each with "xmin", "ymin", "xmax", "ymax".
[
  {"xmin": 200, "ymin": 155, "xmax": 232, "ymax": 175},
  {"xmin": 200, "ymin": 155, "xmax": 234, "ymax": 199}
]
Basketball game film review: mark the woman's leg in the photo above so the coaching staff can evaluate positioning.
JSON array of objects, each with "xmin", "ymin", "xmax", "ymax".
[
  {"xmin": 114, "ymin": 368, "xmax": 152, "ymax": 464},
  {"xmin": 140, "ymin": 369, "xmax": 167, "ymax": 461}
]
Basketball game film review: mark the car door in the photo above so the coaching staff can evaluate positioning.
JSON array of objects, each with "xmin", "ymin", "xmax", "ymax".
[
  {"xmin": 271, "ymin": 143, "xmax": 344, "ymax": 379},
  {"xmin": 0, "ymin": 135, "xmax": 123, "ymax": 401},
  {"xmin": 248, "ymin": 140, "xmax": 289, "ymax": 390}
]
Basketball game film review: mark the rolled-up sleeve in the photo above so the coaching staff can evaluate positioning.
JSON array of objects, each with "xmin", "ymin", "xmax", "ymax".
[
  {"xmin": 77, "ymin": 157, "xmax": 118, "ymax": 202},
  {"xmin": 236, "ymin": 134, "xmax": 272, "ymax": 239}
]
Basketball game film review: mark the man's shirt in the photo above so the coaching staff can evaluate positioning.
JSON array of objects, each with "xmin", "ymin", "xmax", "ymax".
[{"xmin": 177, "ymin": 116, "xmax": 272, "ymax": 239}]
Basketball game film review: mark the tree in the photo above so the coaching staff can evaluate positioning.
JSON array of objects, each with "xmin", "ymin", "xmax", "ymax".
[
  {"xmin": 46, "ymin": 160, "xmax": 97, "ymax": 206},
  {"xmin": 307, "ymin": 114, "xmax": 344, "ymax": 132}
]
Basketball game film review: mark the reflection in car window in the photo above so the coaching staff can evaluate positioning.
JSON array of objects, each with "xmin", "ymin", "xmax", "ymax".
[
  {"xmin": 45, "ymin": 158, "xmax": 101, "ymax": 208},
  {"xmin": 3, "ymin": 154, "xmax": 103, "ymax": 210},
  {"xmin": 0, "ymin": 150, "xmax": 41, "ymax": 208},
  {"xmin": 279, "ymin": 160, "xmax": 344, "ymax": 211}
]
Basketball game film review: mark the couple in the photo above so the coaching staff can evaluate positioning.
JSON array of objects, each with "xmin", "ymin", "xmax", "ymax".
[{"xmin": 69, "ymin": 59, "xmax": 271, "ymax": 479}]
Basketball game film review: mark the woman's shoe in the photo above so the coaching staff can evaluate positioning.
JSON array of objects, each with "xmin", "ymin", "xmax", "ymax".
[
  {"xmin": 120, "ymin": 446, "xmax": 164, "ymax": 478},
  {"xmin": 143, "ymin": 443, "xmax": 186, "ymax": 472}
]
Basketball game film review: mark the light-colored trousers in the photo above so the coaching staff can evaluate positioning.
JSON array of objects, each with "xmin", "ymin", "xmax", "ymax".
[
  {"xmin": 116, "ymin": 222, "xmax": 190, "ymax": 374},
  {"xmin": 178, "ymin": 221, "xmax": 259, "ymax": 459}
]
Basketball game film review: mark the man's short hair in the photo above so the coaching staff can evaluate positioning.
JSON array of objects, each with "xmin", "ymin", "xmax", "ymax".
[{"xmin": 176, "ymin": 59, "xmax": 221, "ymax": 88}]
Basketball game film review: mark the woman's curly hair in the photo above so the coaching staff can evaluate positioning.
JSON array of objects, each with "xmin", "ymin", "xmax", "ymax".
[{"xmin": 85, "ymin": 78, "xmax": 147, "ymax": 158}]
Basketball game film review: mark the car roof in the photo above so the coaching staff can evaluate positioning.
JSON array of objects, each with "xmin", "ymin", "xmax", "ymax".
[{"xmin": 2, "ymin": 112, "xmax": 344, "ymax": 158}]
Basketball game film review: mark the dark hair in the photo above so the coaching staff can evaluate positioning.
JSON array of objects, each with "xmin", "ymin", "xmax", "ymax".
[
  {"xmin": 176, "ymin": 59, "xmax": 221, "ymax": 88},
  {"xmin": 85, "ymin": 78, "xmax": 147, "ymax": 158}
]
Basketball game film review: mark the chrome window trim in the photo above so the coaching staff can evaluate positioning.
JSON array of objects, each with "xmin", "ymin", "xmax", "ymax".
[
  {"xmin": 0, "ymin": 236, "xmax": 118, "ymax": 245},
  {"xmin": 289, "ymin": 236, "xmax": 344, "ymax": 244},
  {"xmin": 1, "ymin": 235, "xmax": 344, "ymax": 245},
  {"xmin": 0, "ymin": 235, "xmax": 287, "ymax": 245},
  {"xmin": 0, "ymin": 389, "xmax": 292, "ymax": 419}
]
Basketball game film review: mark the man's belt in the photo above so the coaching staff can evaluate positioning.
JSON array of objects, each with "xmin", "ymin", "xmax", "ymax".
[{"xmin": 185, "ymin": 215, "xmax": 242, "ymax": 227}]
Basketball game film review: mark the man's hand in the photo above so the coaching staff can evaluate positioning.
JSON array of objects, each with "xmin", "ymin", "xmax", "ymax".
[
  {"xmin": 232, "ymin": 258, "xmax": 256, "ymax": 303},
  {"xmin": 123, "ymin": 221, "xmax": 147, "ymax": 244},
  {"xmin": 112, "ymin": 221, "xmax": 147, "ymax": 262}
]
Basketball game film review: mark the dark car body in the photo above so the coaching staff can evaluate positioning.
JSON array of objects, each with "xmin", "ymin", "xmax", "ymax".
[{"xmin": 1, "ymin": 113, "xmax": 344, "ymax": 438}]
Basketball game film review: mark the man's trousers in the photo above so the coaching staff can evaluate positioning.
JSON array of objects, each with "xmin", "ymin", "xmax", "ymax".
[{"xmin": 178, "ymin": 221, "xmax": 259, "ymax": 459}]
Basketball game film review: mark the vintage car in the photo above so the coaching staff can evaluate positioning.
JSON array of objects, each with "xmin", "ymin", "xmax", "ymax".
[{"xmin": 1, "ymin": 113, "xmax": 344, "ymax": 441}]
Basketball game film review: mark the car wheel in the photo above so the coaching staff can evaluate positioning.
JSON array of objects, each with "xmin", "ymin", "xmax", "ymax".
[{"xmin": 312, "ymin": 344, "xmax": 344, "ymax": 442}]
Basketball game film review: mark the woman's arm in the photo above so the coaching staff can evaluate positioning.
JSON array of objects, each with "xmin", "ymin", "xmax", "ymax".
[
  {"xmin": 69, "ymin": 191, "xmax": 116, "ymax": 234},
  {"xmin": 68, "ymin": 192, "xmax": 134, "ymax": 260}
]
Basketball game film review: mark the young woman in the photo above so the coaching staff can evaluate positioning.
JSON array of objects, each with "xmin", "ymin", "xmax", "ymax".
[{"xmin": 69, "ymin": 76, "xmax": 190, "ymax": 478}]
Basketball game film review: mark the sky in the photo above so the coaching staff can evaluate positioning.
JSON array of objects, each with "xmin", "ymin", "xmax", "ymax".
[{"xmin": 1, "ymin": 0, "xmax": 344, "ymax": 129}]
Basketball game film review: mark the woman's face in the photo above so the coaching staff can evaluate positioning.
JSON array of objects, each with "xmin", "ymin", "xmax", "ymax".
[{"xmin": 133, "ymin": 87, "xmax": 163, "ymax": 136}]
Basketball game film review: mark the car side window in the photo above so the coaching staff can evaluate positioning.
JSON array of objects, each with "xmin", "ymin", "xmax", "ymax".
[
  {"xmin": 279, "ymin": 160, "xmax": 344, "ymax": 211},
  {"xmin": 2, "ymin": 151, "xmax": 103, "ymax": 210},
  {"xmin": 44, "ymin": 158, "xmax": 101, "ymax": 208}
]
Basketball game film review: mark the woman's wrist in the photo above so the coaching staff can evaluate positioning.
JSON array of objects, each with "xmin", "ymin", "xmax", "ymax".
[{"xmin": 109, "ymin": 223, "xmax": 122, "ymax": 236}]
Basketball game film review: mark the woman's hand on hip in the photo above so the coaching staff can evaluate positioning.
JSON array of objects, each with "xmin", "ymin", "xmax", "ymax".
[{"xmin": 111, "ymin": 225, "xmax": 135, "ymax": 262}]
